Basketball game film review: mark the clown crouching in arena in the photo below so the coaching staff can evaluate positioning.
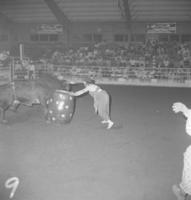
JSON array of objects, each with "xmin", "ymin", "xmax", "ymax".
[{"xmin": 57, "ymin": 78, "xmax": 114, "ymax": 129}]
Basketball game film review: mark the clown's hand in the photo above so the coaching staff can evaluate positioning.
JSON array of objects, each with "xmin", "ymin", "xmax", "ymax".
[
  {"xmin": 68, "ymin": 92, "xmax": 76, "ymax": 96},
  {"xmin": 172, "ymin": 102, "xmax": 188, "ymax": 114}
]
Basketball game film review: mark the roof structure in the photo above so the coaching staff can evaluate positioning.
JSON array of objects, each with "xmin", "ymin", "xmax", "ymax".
[{"xmin": 0, "ymin": 0, "xmax": 190, "ymax": 24}]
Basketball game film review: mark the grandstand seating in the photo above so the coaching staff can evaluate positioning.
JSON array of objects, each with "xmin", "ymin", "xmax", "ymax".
[{"xmin": 1, "ymin": 41, "xmax": 191, "ymax": 87}]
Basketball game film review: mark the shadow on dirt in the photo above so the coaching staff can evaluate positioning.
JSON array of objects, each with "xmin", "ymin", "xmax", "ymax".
[{"xmin": 3, "ymin": 105, "xmax": 44, "ymax": 125}]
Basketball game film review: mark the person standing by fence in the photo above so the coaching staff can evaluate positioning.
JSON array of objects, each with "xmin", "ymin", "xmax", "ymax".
[{"xmin": 28, "ymin": 61, "xmax": 35, "ymax": 80}]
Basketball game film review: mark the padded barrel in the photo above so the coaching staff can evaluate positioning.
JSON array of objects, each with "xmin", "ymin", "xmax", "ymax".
[{"xmin": 47, "ymin": 91, "xmax": 75, "ymax": 124}]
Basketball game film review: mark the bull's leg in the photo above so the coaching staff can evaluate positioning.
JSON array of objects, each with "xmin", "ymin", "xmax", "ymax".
[
  {"xmin": 0, "ymin": 108, "xmax": 8, "ymax": 123},
  {"xmin": 17, "ymin": 98, "xmax": 34, "ymax": 106},
  {"xmin": 41, "ymin": 98, "xmax": 51, "ymax": 123},
  {"xmin": 11, "ymin": 98, "xmax": 40, "ymax": 109},
  {"xmin": 9, "ymin": 100, "xmax": 21, "ymax": 112}
]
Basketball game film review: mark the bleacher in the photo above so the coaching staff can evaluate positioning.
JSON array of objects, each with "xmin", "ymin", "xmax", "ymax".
[{"xmin": 1, "ymin": 41, "xmax": 191, "ymax": 87}]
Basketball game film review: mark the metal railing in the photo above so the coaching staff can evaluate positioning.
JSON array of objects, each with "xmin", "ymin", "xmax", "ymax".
[{"xmin": 11, "ymin": 62, "xmax": 191, "ymax": 84}]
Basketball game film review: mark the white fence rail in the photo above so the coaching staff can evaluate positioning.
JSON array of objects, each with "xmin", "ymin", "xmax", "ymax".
[
  {"xmin": 0, "ymin": 58, "xmax": 11, "ymax": 84},
  {"xmin": 9, "ymin": 62, "xmax": 191, "ymax": 87}
]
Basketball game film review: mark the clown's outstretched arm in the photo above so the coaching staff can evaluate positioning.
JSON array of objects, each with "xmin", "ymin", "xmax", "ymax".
[
  {"xmin": 172, "ymin": 102, "xmax": 191, "ymax": 118},
  {"xmin": 56, "ymin": 88, "xmax": 89, "ymax": 97},
  {"xmin": 70, "ymin": 87, "xmax": 89, "ymax": 96}
]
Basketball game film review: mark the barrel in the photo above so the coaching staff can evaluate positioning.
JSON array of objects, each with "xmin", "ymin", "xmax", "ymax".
[{"xmin": 47, "ymin": 90, "xmax": 75, "ymax": 124}]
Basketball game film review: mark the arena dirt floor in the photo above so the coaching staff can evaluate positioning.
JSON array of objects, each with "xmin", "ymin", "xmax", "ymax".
[{"xmin": 0, "ymin": 84, "xmax": 191, "ymax": 200}]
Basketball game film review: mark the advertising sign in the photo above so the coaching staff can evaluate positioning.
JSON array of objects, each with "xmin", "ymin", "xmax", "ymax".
[
  {"xmin": 32, "ymin": 24, "xmax": 63, "ymax": 34},
  {"xmin": 146, "ymin": 23, "xmax": 176, "ymax": 34}
]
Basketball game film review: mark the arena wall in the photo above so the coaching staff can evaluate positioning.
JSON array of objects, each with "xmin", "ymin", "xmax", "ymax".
[
  {"xmin": 0, "ymin": 23, "xmax": 12, "ymax": 50},
  {"xmin": 1, "ymin": 21, "xmax": 191, "ymax": 52}
]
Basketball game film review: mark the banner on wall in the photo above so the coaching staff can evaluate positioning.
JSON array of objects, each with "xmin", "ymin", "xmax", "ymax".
[
  {"xmin": 31, "ymin": 24, "xmax": 63, "ymax": 34},
  {"xmin": 146, "ymin": 23, "xmax": 176, "ymax": 34}
]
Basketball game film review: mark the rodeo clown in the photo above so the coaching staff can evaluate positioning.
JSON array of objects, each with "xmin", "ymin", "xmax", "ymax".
[
  {"xmin": 57, "ymin": 78, "xmax": 114, "ymax": 129},
  {"xmin": 172, "ymin": 102, "xmax": 191, "ymax": 200}
]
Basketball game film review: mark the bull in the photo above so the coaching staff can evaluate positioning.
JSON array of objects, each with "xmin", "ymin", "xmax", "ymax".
[
  {"xmin": 0, "ymin": 83, "xmax": 15, "ymax": 123},
  {"xmin": 0, "ymin": 73, "xmax": 70, "ymax": 123}
]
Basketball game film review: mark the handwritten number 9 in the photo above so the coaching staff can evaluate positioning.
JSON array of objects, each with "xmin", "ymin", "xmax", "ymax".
[{"xmin": 5, "ymin": 177, "xmax": 19, "ymax": 199}]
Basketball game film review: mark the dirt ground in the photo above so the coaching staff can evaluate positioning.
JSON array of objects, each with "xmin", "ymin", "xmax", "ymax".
[{"xmin": 0, "ymin": 85, "xmax": 191, "ymax": 200}]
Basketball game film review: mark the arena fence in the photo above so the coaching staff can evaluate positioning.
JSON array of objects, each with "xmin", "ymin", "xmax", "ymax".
[
  {"xmin": 11, "ymin": 62, "xmax": 191, "ymax": 87},
  {"xmin": 0, "ymin": 57, "xmax": 188, "ymax": 87},
  {"xmin": 0, "ymin": 59, "xmax": 12, "ymax": 84}
]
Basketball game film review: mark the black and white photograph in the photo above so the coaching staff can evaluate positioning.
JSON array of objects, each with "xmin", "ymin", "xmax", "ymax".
[{"xmin": 0, "ymin": 0, "xmax": 191, "ymax": 199}]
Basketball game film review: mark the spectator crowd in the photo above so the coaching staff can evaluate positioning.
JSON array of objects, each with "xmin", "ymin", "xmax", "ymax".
[
  {"xmin": 46, "ymin": 40, "xmax": 191, "ymax": 82},
  {"xmin": 0, "ymin": 40, "xmax": 191, "ymax": 83}
]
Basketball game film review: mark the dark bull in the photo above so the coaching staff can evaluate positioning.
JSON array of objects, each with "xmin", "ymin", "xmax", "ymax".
[
  {"xmin": 0, "ymin": 74, "xmax": 71, "ymax": 123},
  {"xmin": 0, "ymin": 83, "xmax": 15, "ymax": 123}
]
